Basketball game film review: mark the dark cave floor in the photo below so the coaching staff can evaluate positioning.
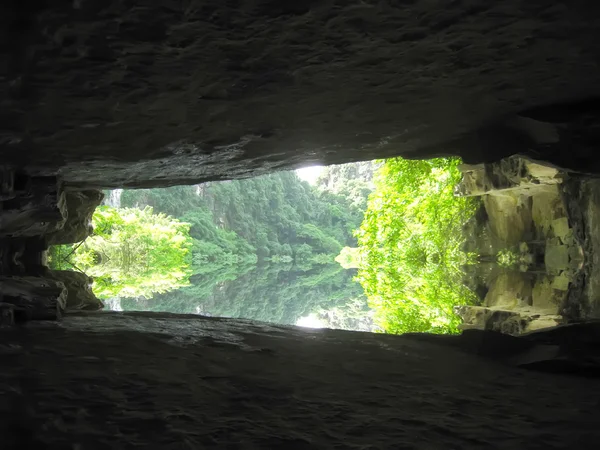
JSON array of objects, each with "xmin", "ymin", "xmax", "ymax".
[{"xmin": 1, "ymin": 312, "xmax": 600, "ymax": 449}]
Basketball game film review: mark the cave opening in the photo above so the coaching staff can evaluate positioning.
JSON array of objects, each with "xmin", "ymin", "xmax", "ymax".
[
  {"xmin": 4, "ymin": 1, "xmax": 600, "ymax": 445},
  {"xmin": 4, "ymin": 154, "xmax": 595, "ymax": 336}
]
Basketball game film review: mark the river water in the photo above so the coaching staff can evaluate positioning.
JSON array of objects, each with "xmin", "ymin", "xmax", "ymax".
[{"xmin": 103, "ymin": 262, "xmax": 378, "ymax": 332}]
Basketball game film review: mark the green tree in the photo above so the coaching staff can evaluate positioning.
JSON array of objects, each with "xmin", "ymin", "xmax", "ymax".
[
  {"xmin": 119, "ymin": 169, "xmax": 372, "ymax": 265},
  {"xmin": 50, "ymin": 206, "xmax": 193, "ymax": 299},
  {"xmin": 356, "ymin": 157, "xmax": 479, "ymax": 334}
]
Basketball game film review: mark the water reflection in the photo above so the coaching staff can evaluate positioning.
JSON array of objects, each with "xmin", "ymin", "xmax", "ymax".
[
  {"xmin": 104, "ymin": 262, "xmax": 378, "ymax": 332},
  {"xmin": 13, "ymin": 157, "xmax": 598, "ymax": 336},
  {"xmin": 458, "ymin": 166, "xmax": 593, "ymax": 334}
]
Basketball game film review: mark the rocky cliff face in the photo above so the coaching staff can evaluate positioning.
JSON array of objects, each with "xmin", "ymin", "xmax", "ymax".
[
  {"xmin": 3, "ymin": 1, "xmax": 600, "ymax": 188},
  {"xmin": 47, "ymin": 190, "xmax": 104, "ymax": 245},
  {"xmin": 456, "ymin": 156, "xmax": 594, "ymax": 335},
  {"xmin": 0, "ymin": 174, "xmax": 104, "ymax": 319}
]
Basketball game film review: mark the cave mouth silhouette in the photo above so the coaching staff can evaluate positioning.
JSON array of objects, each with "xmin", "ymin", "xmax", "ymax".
[
  {"xmin": 3, "ymin": 2, "xmax": 600, "ymax": 446},
  {"xmin": 2, "ymin": 155, "xmax": 597, "ymax": 336}
]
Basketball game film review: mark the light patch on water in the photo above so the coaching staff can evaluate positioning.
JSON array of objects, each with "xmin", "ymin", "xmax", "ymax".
[{"xmin": 296, "ymin": 314, "xmax": 327, "ymax": 329}]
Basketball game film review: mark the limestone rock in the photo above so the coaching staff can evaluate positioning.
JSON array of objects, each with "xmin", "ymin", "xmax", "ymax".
[
  {"xmin": 0, "ymin": 176, "xmax": 66, "ymax": 238},
  {"xmin": 545, "ymin": 243, "xmax": 570, "ymax": 273},
  {"xmin": 0, "ymin": 276, "xmax": 67, "ymax": 321},
  {"xmin": 456, "ymin": 156, "xmax": 562, "ymax": 197},
  {"xmin": 455, "ymin": 305, "xmax": 529, "ymax": 335},
  {"xmin": 47, "ymin": 190, "xmax": 104, "ymax": 246},
  {"xmin": 45, "ymin": 270, "xmax": 103, "ymax": 311},
  {"xmin": 0, "ymin": 236, "xmax": 48, "ymax": 276},
  {"xmin": 551, "ymin": 273, "xmax": 571, "ymax": 291},
  {"xmin": 2, "ymin": 311, "xmax": 599, "ymax": 448},
  {"xmin": 551, "ymin": 217, "xmax": 571, "ymax": 241}
]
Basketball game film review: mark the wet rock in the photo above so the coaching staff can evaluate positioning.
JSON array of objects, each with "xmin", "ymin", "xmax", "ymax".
[
  {"xmin": 482, "ymin": 193, "xmax": 533, "ymax": 246},
  {"xmin": 454, "ymin": 304, "xmax": 562, "ymax": 335},
  {"xmin": 1, "ymin": 311, "xmax": 598, "ymax": 448},
  {"xmin": 0, "ymin": 237, "xmax": 48, "ymax": 276},
  {"xmin": 484, "ymin": 271, "xmax": 533, "ymax": 310},
  {"xmin": 456, "ymin": 268, "xmax": 565, "ymax": 335},
  {"xmin": 456, "ymin": 156, "xmax": 562, "ymax": 197},
  {"xmin": 551, "ymin": 217, "xmax": 571, "ymax": 241},
  {"xmin": 455, "ymin": 305, "xmax": 531, "ymax": 335},
  {"xmin": 545, "ymin": 243, "xmax": 570, "ymax": 273},
  {"xmin": 45, "ymin": 270, "xmax": 103, "ymax": 311},
  {"xmin": 551, "ymin": 273, "xmax": 571, "ymax": 291},
  {"xmin": 531, "ymin": 185, "xmax": 567, "ymax": 236},
  {"xmin": 47, "ymin": 190, "xmax": 104, "ymax": 246},
  {"xmin": 0, "ymin": 168, "xmax": 16, "ymax": 201},
  {"xmin": 532, "ymin": 276, "xmax": 564, "ymax": 314}
]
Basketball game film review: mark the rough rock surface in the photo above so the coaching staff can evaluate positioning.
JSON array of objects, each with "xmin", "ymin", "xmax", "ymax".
[
  {"xmin": 44, "ymin": 269, "xmax": 103, "ymax": 311},
  {"xmin": 47, "ymin": 190, "xmax": 104, "ymax": 245},
  {"xmin": 456, "ymin": 156, "xmax": 563, "ymax": 197},
  {"xmin": 1, "ymin": 312, "xmax": 599, "ymax": 449},
  {"xmin": 562, "ymin": 177, "xmax": 600, "ymax": 319},
  {"xmin": 456, "ymin": 156, "xmax": 589, "ymax": 334},
  {"xmin": 0, "ymin": 275, "xmax": 66, "ymax": 321},
  {"xmin": 3, "ymin": 1, "xmax": 600, "ymax": 188}
]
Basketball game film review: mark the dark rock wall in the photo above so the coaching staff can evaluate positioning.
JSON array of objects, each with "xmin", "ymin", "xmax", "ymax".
[
  {"xmin": 44, "ymin": 270, "xmax": 103, "ymax": 311},
  {"xmin": 2, "ymin": 312, "xmax": 599, "ymax": 448},
  {"xmin": 47, "ymin": 190, "xmax": 104, "ymax": 245},
  {"xmin": 0, "ymin": 175, "xmax": 104, "ymax": 316},
  {"xmin": 3, "ymin": 1, "xmax": 600, "ymax": 188}
]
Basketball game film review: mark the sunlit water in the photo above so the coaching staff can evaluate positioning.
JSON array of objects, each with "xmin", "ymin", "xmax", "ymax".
[{"xmin": 101, "ymin": 263, "xmax": 378, "ymax": 332}]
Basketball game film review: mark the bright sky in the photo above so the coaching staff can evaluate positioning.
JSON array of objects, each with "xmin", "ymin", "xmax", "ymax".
[
  {"xmin": 296, "ymin": 165, "xmax": 324, "ymax": 185},
  {"xmin": 296, "ymin": 314, "xmax": 327, "ymax": 329}
]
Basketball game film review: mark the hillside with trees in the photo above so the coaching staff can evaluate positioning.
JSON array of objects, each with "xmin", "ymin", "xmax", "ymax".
[
  {"xmin": 49, "ymin": 206, "xmax": 193, "ymax": 299},
  {"xmin": 50, "ymin": 159, "xmax": 482, "ymax": 334},
  {"xmin": 120, "ymin": 170, "xmax": 369, "ymax": 265},
  {"xmin": 57, "ymin": 163, "xmax": 372, "ymax": 329}
]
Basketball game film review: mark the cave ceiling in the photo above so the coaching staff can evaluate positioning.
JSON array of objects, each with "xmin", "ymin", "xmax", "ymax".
[{"xmin": 2, "ymin": 1, "xmax": 600, "ymax": 188}]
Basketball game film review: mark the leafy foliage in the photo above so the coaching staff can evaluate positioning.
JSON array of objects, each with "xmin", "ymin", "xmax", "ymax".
[
  {"xmin": 356, "ymin": 157, "xmax": 479, "ymax": 334},
  {"xmin": 108, "ymin": 168, "xmax": 376, "ymax": 324},
  {"xmin": 50, "ymin": 206, "xmax": 193, "ymax": 299},
  {"xmin": 121, "ymin": 171, "xmax": 367, "ymax": 266}
]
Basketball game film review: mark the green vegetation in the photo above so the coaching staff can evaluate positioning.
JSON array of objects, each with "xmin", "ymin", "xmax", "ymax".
[
  {"xmin": 355, "ymin": 157, "xmax": 478, "ymax": 334},
  {"xmin": 120, "ymin": 170, "xmax": 368, "ymax": 266},
  {"xmin": 49, "ymin": 206, "xmax": 193, "ymax": 299},
  {"xmin": 51, "ymin": 169, "xmax": 375, "ymax": 320},
  {"xmin": 49, "ymin": 158, "xmax": 481, "ymax": 335}
]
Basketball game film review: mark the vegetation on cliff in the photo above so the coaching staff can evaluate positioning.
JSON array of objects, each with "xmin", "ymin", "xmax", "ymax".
[
  {"xmin": 49, "ymin": 206, "xmax": 193, "ymax": 299},
  {"xmin": 355, "ymin": 157, "xmax": 478, "ymax": 334}
]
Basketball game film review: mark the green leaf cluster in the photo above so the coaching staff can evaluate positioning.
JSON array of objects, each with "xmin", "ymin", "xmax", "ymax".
[
  {"xmin": 51, "ymin": 206, "xmax": 193, "ymax": 299},
  {"xmin": 356, "ymin": 157, "xmax": 479, "ymax": 334}
]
